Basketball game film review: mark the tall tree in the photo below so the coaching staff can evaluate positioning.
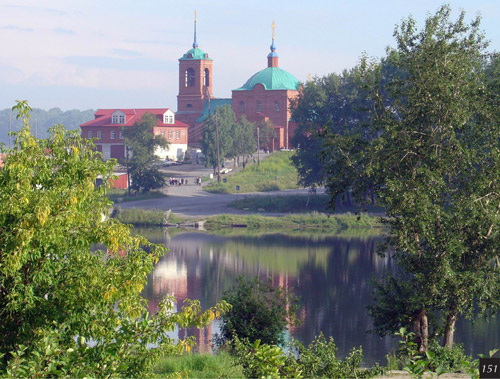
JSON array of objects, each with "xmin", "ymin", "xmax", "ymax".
[
  {"xmin": 322, "ymin": 5, "xmax": 500, "ymax": 351},
  {"xmin": 123, "ymin": 112, "xmax": 167, "ymax": 193},
  {"xmin": 230, "ymin": 116, "xmax": 256, "ymax": 166},
  {"xmin": 0, "ymin": 101, "xmax": 229, "ymax": 377},
  {"xmin": 200, "ymin": 104, "xmax": 235, "ymax": 172}
]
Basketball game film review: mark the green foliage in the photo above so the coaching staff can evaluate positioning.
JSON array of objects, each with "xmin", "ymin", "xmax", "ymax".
[
  {"xmin": 389, "ymin": 327, "xmax": 497, "ymax": 378},
  {"xmin": 231, "ymin": 334, "xmax": 384, "ymax": 379},
  {"xmin": 200, "ymin": 105, "xmax": 235, "ymax": 169},
  {"xmin": 123, "ymin": 112, "xmax": 167, "ymax": 193},
  {"xmin": 216, "ymin": 276, "xmax": 298, "ymax": 347},
  {"xmin": 230, "ymin": 116, "xmax": 256, "ymax": 159},
  {"xmin": 230, "ymin": 194, "xmax": 330, "ymax": 213},
  {"xmin": 0, "ymin": 101, "xmax": 230, "ymax": 377},
  {"xmin": 318, "ymin": 5, "xmax": 500, "ymax": 351},
  {"xmin": 152, "ymin": 352, "xmax": 244, "ymax": 379},
  {"xmin": 204, "ymin": 151, "xmax": 299, "ymax": 193},
  {"xmin": 111, "ymin": 207, "xmax": 184, "ymax": 226},
  {"xmin": 106, "ymin": 188, "xmax": 166, "ymax": 203}
]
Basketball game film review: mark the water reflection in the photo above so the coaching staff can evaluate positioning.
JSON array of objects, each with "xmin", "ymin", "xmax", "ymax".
[{"xmin": 140, "ymin": 228, "xmax": 499, "ymax": 364}]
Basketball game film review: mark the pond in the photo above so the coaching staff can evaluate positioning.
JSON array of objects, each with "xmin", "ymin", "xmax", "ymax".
[{"xmin": 140, "ymin": 228, "xmax": 500, "ymax": 365}]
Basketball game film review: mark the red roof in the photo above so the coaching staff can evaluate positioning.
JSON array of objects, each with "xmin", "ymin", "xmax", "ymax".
[{"xmin": 80, "ymin": 108, "xmax": 189, "ymax": 128}]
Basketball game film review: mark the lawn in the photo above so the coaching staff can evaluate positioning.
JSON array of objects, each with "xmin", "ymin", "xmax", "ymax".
[{"xmin": 204, "ymin": 151, "xmax": 300, "ymax": 194}]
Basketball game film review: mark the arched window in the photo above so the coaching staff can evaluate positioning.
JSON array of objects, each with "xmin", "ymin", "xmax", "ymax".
[
  {"xmin": 204, "ymin": 68, "xmax": 210, "ymax": 86},
  {"xmin": 257, "ymin": 100, "xmax": 262, "ymax": 112},
  {"xmin": 240, "ymin": 101, "xmax": 245, "ymax": 113},
  {"xmin": 275, "ymin": 101, "xmax": 280, "ymax": 112},
  {"xmin": 185, "ymin": 68, "xmax": 195, "ymax": 87}
]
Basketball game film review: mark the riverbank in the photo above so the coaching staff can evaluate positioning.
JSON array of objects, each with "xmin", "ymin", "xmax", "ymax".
[{"xmin": 111, "ymin": 207, "xmax": 383, "ymax": 231}]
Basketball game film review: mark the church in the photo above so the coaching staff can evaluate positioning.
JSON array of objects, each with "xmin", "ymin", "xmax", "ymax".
[
  {"xmin": 80, "ymin": 18, "xmax": 300, "ymax": 159},
  {"xmin": 175, "ymin": 19, "xmax": 300, "ymax": 150}
]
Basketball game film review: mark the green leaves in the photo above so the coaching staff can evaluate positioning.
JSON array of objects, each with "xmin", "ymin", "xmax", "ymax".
[{"xmin": 0, "ymin": 103, "xmax": 228, "ymax": 377}]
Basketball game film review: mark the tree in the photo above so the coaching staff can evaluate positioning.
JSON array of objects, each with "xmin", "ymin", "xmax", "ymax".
[
  {"xmin": 200, "ymin": 104, "xmax": 235, "ymax": 172},
  {"xmin": 230, "ymin": 116, "xmax": 256, "ymax": 166},
  {"xmin": 290, "ymin": 69, "xmax": 374, "ymax": 198},
  {"xmin": 123, "ymin": 112, "xmax": 168, "ymax": 193},
  {"xmin": 321, "ymin": 5, "xmax": 500, "ymax": 351},
  {"xmin": 0, "ymin": 101, "xmax": 229, "ymax": 377},
  {"xmin": 216, "ymin": 276, "xmax": 298, "ymax": 347}
]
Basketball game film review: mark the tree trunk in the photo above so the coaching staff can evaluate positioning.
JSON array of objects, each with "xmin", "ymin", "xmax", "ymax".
[
  {"xmin": 442, "ymin": 312, "xmax": 457, "ymax": 349},
  {"xmin": 412, "ymin": 310, "xmax": 429, "ymax": 353}
]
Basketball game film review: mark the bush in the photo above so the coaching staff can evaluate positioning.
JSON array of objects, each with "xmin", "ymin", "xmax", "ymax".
[
  {"xmin": 231, "ymin": 334, "xmax": 384, "ymax": 379},
  {"xmin": 216, "ymin": 276, "xmax": 298, "ymax": 347}
]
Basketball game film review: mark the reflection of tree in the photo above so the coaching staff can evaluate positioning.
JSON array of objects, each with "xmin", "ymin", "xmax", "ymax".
[{"xmin": 293, "ymin": 237, "xmax": 393, "ymax": 364}]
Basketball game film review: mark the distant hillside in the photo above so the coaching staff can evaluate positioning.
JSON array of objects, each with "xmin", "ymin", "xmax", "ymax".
[{"xmin": 0, "ymin": 108, "xmax": 95, "ymax": 147}]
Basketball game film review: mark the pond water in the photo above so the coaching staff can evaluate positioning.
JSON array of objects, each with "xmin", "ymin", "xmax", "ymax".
[{"xmin": 140, "ymin": 228, "xmax": 500, "ymax": 365}]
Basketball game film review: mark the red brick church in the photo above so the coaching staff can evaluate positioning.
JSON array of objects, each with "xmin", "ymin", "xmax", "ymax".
[{"xmin": 175, "ymin": 19, "xmax": 300, "ymax": 150}]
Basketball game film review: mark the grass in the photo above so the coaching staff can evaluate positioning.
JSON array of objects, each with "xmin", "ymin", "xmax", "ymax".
[
  {"xmin": 204, "ymin": 151, "xmax": 300, "ymax": 194},
  {"xmin": 111, "ymin": 207, "xmax": 183, "ymax": 226},
  {"xmin": 151, "ymin": 352, "xmax": 243, "ymax": 378},
  {"xmin": 204, "ymin": 212, "xmax": 382, "ymax": 230},
  {"xmin": 230, "ymin": 194, "xmax": 330, "ymax": 213},
  {"xmin": 106, "ymin": 188, "xmax": 166, "ymax": 203}
]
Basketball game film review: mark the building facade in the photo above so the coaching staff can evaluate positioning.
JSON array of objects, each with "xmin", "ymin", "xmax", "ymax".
[
  {"xmin": 80, "ymin": 108, "xmax": 189, "ymax": 161},
  {"xmin": 176, "ymin": 20, "xmax": 300, "ymax": 150}
]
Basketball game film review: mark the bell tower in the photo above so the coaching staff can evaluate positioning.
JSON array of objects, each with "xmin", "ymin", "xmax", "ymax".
[{"xmin": 176, "ymin": 11, "xmax": 213, "ymax": 130}]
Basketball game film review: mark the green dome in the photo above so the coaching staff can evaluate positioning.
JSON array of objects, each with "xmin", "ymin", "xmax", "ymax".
[
  {"xmin": 234, "ymin": 67, "xmax": 299, "ymax": 91},
  {"xmin": 179, "ymin": 47, "xmax": 212, "ymax": 61}
]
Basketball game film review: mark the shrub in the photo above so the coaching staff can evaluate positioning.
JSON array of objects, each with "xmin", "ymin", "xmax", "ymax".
[{"xmin": 216, "ymin": 276, "xmax": 298, "ymax": 347}]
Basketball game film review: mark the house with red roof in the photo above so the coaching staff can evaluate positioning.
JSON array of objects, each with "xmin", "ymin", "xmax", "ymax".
[{"xmin": 80, "ymin": 108, "xmax": 189, "ymax": 161}]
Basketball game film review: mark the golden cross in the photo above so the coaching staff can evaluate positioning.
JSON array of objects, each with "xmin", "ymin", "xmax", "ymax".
[
  {"xmin": 272, "ymin": 20, "xmax": 275, "ymax": 40},
  {"xmin": 194, "ymin": 10, "xmax": 197, "ymax": 22}
]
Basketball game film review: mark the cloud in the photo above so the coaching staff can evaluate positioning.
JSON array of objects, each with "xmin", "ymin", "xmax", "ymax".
[
  {"xmin": 0, "ymin": 25, "xmax": 34, "ymax": 32},
  {"xmin": 51, "ymin": 27, "xmax": 76, "ymax": 35},
  {"xmin": 111, "ymin": 49, "xmax": 143, "ymax": 57},
  {"xmin": 63, "ymin": 55, "xmax": 168, "ymax": 71}
]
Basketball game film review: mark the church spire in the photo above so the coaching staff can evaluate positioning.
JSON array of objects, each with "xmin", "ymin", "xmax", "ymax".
[
  {"xmin": 193, "ymin": 10, "xmax": 198, "ymax": 48},
  {"xmin": 267, "ymin": 20, "xmax": 279, "ymax": 67}
]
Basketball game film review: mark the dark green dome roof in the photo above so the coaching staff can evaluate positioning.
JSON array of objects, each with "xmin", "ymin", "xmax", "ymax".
[
  {"xmin": 234, "ymin": 66, "xmax": 299, "ymax": 91},
  {"xmin": 179, "ymin": 47, "xmax": 212, "ymax": 61}
]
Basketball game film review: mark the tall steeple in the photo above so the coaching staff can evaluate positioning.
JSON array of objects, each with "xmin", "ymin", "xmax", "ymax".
[
  {"xmin": 193, "ymin": 10, "xmax": 198, "ymax": 48},
  {"xmin": 267, "ymin": 20, "xmax": 279, "ymax": 67}
]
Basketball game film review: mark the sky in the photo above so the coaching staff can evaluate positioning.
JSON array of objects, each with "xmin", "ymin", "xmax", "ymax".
[{"xmin": 1, "ymin": 0, "xmax": 499, "ymax": 111}]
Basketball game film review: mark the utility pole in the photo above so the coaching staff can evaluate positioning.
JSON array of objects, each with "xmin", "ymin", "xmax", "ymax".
[
  {"xmin": 257, "ymin": 126, "xmax": 260, "ymax": 167},
  {"xmin": 126, "ymin": 146, "xmax": 131, "ymax": 196},
  {"xmin": 215, "ymin": 111, "xmax": 221, "ymax": 183}
]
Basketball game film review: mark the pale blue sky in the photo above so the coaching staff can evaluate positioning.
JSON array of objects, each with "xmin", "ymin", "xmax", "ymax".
[{"xmin": 1, "ymin": 0, "xmax": 499, "ymax": 111}]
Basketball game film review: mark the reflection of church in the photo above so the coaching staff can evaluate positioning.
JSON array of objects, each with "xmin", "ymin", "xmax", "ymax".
[{"xmin": 175, "ymin": 18, "xmax": 300, "ymax": 150}]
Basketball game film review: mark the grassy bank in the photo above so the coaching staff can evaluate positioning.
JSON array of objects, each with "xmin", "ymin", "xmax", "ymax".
[
  {"xmin": 230, "ymin": 194, "xmax": 330, "ymax": 213},
  {"xmin": 111, "ymin": 207, "xmax": 183, "ymax": 226},
  {"xmin": 204, "ymin": 151, "xmax": 300, "ymax": 194},
  {"xmin": 107, "ymin": 188, "xmax": 166, "ymax": 203},
  {"xmin": 204, "ymin": 212, "xmax": 381, "ymax": 230},
  {"xmin": 152, "ymin": 352, "xmax": 243, "ymax": 378},
  {"xmin": 111, "ymin": 207, "xmax": 382, "ymax": 230}
]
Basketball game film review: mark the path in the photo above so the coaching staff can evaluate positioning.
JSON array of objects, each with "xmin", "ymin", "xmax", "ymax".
[{"xmin": 118, "ymin": 162, "xmax": 321, "ymax": 218}]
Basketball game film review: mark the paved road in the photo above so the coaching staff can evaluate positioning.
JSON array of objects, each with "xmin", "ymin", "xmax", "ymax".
[{"xmin": 118, "ymin": 162, "xmax": 321, "ymax": 218}]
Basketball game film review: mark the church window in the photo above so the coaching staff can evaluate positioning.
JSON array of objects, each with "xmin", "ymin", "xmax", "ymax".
[
  {"xmin": 88, "ymin": 130, "xmax": 93, "ymax": 138},
  {"xmin": 185, "ymin": 68, "xmax": 195, "ymax": 87},
  {"xmin": 240, "ymin": 101, "xmax": 245, "ymax": 113},
  {"xmin": 186, "ymin": 103, "xmax": 193, "ymax": 108},
  {"xmin": 257, "ymin": 100, "xmax": 262, "ymax": 112},
  {"xmin": 169, "ymin": 131, "xmax": 173, "ymax": 139},
  {"xmin": 164, "ymin": 114, "xmax": 174, "ymax": 124},
  {"xmin": 176, "ymin": 131, "xmax": 180, "ymax": 139},
  {"xmin": 161, "ymin": 130, "xmax": 165, "ymax": 138},
  {"xmin": 275, "ymin": 101, "xmax": 280, "ymax": 112},
  {"xmin": 97, "ymin": 131, "xmax": 102, "ymax": 140},
  {"xmin": 110, "ymin": 131, "xmax": 115, "ymax": 139},
  {"xmin": 119, "ymin": 130, "xmax": 124, "ymax": 139},
  {"xmin": 204, "ymin": 68, "xmax": 210, "ymax": 86},
  {"xmin": 112, "ymin": 115, "xmax": 118, "ymax": 124},
  {"xmin": 119, "ymin": 115, "xmax": 125, "ymax": 123}
]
